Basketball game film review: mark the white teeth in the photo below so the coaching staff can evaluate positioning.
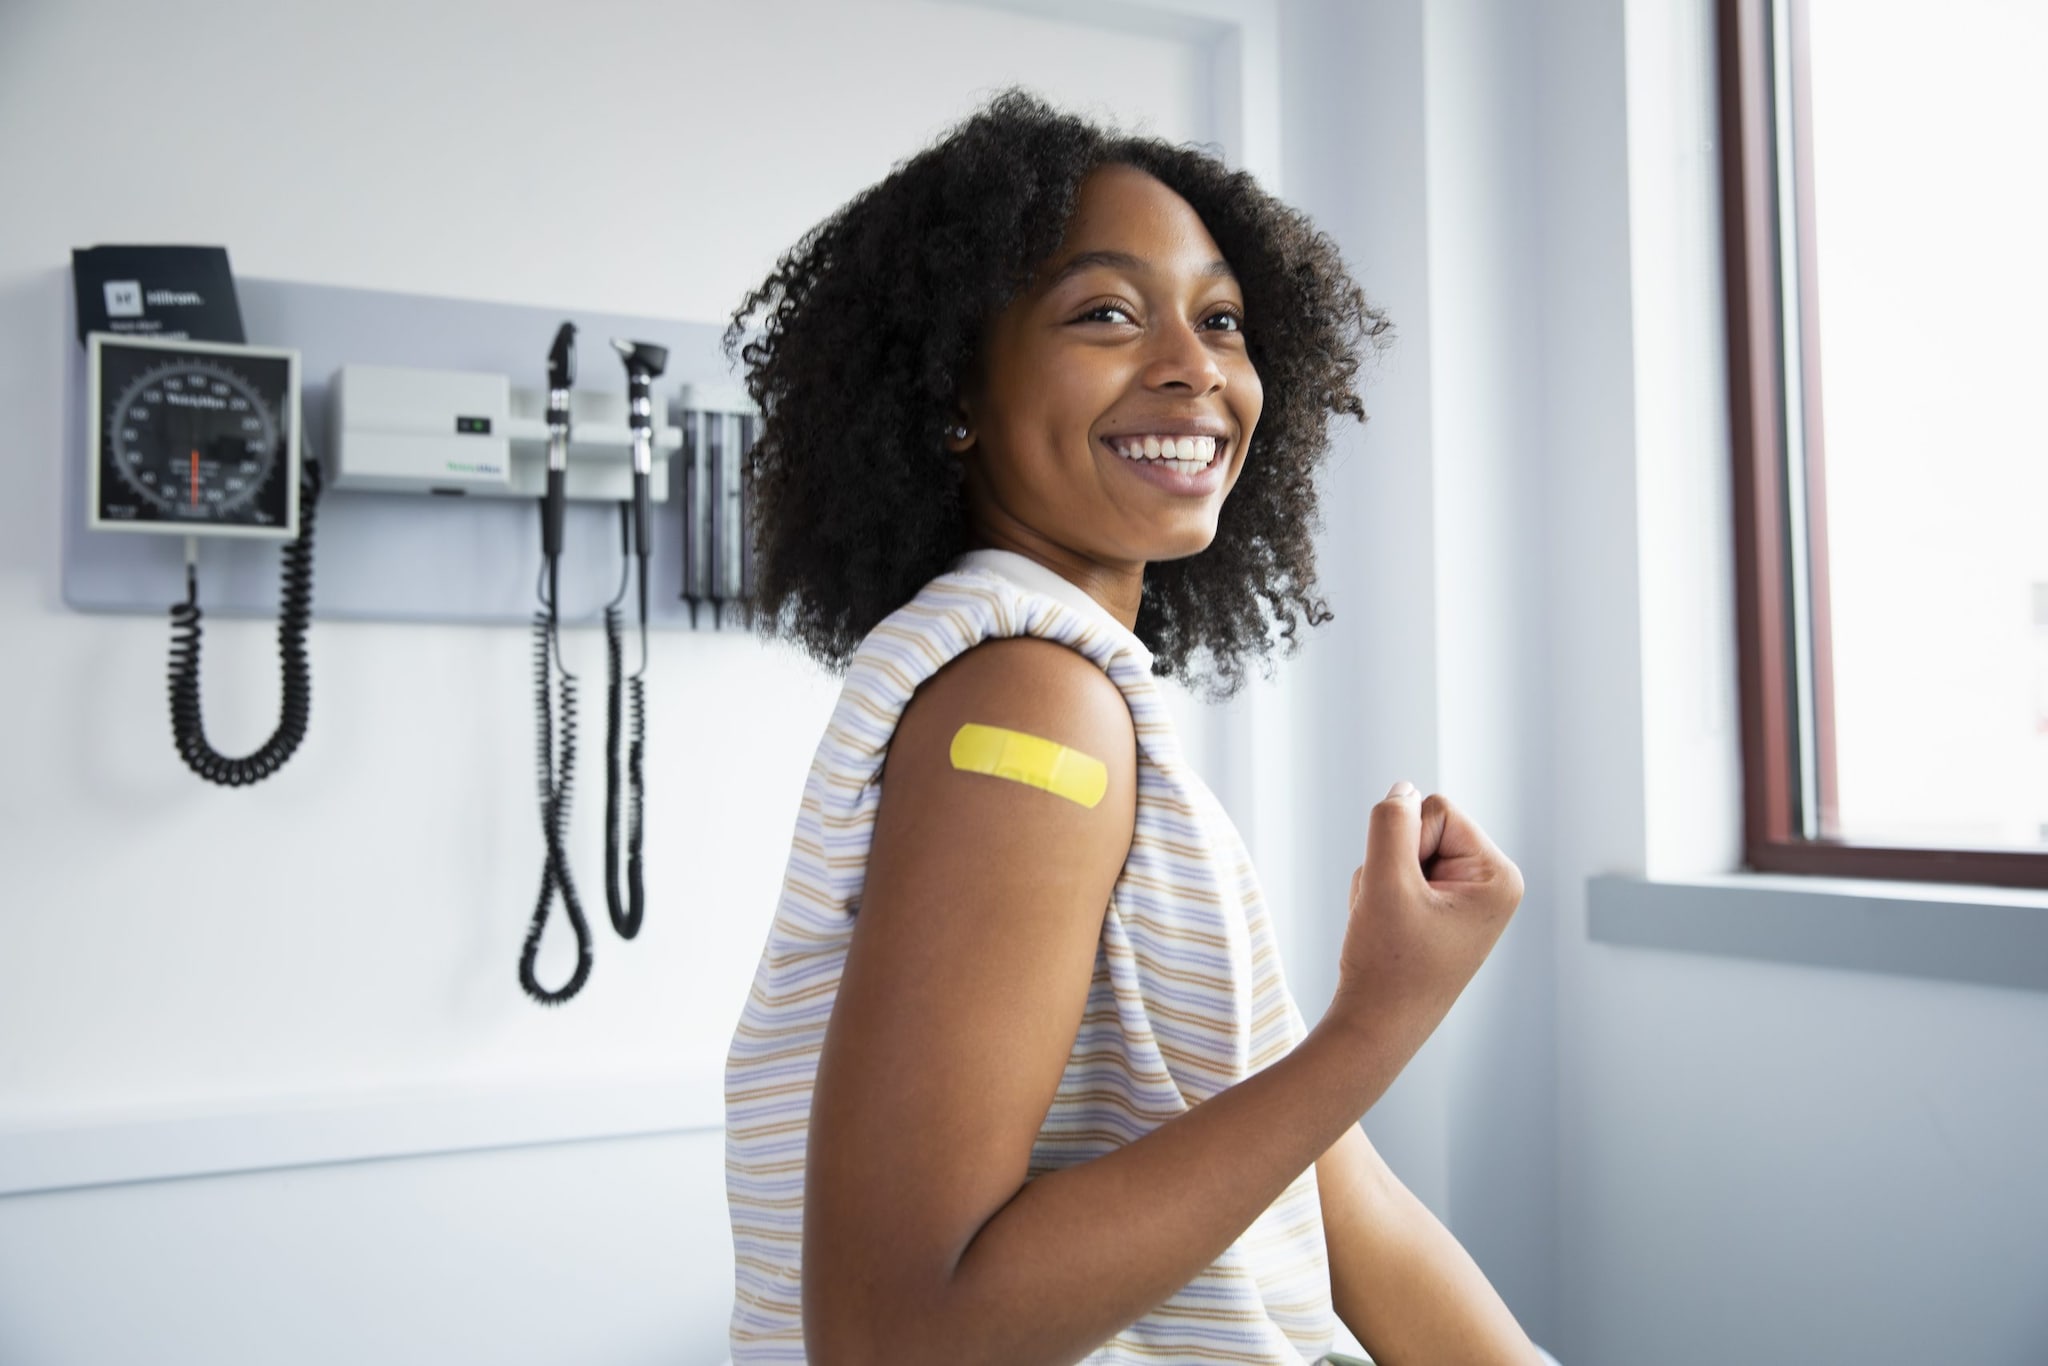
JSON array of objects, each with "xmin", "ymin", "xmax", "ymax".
[{"xmin": 1107, "ymin": 434, "xmax": 1218, "ymax": 466}]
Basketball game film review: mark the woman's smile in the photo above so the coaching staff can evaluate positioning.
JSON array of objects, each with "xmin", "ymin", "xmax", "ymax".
[{"xmin": 1097, "ymin": 430, "xmax": 1232, "ymax": 494}]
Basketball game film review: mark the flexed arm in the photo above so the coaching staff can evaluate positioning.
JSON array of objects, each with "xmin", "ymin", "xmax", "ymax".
[{"xmin": 804, "ymin": 641, "xmax": 1528, "ymax": 1366}]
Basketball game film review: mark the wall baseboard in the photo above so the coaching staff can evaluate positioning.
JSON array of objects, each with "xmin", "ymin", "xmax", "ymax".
[{"xmin": 0, "ymin": 1071, "xmax": 723, "ymax": 1198}]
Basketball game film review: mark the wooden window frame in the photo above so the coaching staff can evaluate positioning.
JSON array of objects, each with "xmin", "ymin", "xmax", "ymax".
[{"xmin": 1718, "ymin": 0, "xmax": 2048, "ymax": 890}]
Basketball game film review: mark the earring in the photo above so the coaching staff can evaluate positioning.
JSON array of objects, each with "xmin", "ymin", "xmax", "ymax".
[{"xmin": 949, "ymin": 423, "xmax": 968, "ymax": 441}]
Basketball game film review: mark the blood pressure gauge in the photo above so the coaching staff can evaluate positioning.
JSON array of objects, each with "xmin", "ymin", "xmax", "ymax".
[{"xmin": 88, "ymin": 333, "xmax": 300, "ymax": 539}]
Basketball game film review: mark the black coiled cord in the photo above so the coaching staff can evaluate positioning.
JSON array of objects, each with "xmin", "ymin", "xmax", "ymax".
[
  {"xmin": 603, "ymin": 504, "xmax": 648, "ymax": 940},
  {"xmin": 521, "ymin": 573, "xmax": 594, "ymax": 1005},
  {"xmin": 603, "ymin": 603, "xmax": 648, "ymax": 939},
  {"xmin": 167, "ymin": 459, "xmax": 322, "ymax": 787}
]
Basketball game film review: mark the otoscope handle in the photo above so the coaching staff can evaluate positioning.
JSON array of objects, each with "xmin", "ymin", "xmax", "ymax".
[
  {"xmin": 634, "ymin": 470, "xmax": 651, "ymax": 560},
  {"xmin": 544, "ymin": 322, "xmax": 575, "ymax": 565},
  {"xmin": 543, "ymin": 468, "xmax": 566, "ymax": 559}
]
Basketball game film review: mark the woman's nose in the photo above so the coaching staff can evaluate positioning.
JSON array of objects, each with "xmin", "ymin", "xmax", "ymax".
[{"xmin": 1142, "ymin": 314, "xmax": 1227, "ymax": 393}]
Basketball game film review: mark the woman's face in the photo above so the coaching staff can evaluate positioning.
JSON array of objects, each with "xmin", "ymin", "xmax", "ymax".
[{"xmin": 953, "ymin": 162, "xmax": 1262, "ymax": 573}]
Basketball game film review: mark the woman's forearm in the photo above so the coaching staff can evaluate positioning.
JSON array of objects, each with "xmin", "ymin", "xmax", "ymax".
[
  {"xmin": 1319, "ymin": 1124, "xmax": 1541, "ymax": 1366},
  {"xmin": 864, "ymin": 1010, "xmax": 1413, "ymax": 1366}
]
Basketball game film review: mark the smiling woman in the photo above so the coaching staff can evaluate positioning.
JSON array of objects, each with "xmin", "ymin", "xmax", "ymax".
[{"xmin": 720, "ymin": 88, "xmax": 1544, "ymax": 1366}]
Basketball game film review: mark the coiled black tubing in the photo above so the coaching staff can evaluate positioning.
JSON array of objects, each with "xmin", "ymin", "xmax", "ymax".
[
  {"xmin": 166, "ymin": 459, "xmax": 322, "ymax": 787},
  {"xmin": 603, "ymin": 599, "xmax": 647, "ymax": 941},
  {"xmin": 520, "ymin": 610, "xmax": 594, "ymax": 1005}
]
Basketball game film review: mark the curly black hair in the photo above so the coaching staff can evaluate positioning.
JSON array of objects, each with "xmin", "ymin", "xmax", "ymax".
[{"xmin": 723, "ymin": 86, "xmax": 1391, "ymax": 701}]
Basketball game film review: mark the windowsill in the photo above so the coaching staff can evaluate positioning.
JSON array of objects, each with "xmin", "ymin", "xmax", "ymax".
[{"xmin": 1586, "ymin": 871, "xmax": 2048, "ymax": 993}]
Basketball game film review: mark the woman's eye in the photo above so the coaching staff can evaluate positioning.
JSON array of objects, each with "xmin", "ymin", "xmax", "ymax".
[
  {"xmin": 1078, "ymin": 303, "xmax": 1136, "ymax": 324},
  {"xmin": 1076, "ymin": 303, "xmax": 1246, "ymax": 331}
]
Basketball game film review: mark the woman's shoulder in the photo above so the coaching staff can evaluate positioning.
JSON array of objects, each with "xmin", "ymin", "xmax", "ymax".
[
  {"xmin": 920, "ymin": 631, "xmax": 1131, "ymax": 732},
  {"xmin": 864, "ymin": 634, "xmax": 1146, "ymax": 917},
  {"xmin": 828, "ymin": 560, "xmax": 1177, "ymax": 790},
  {"xmin": 880, "ymin": 632, "xmax": 1136, "ymax": 796}
]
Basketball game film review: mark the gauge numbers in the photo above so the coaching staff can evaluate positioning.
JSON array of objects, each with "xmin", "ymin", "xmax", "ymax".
[{"xmin": 88, "ymin": 334, "xmax": 300, "ymax": 539}]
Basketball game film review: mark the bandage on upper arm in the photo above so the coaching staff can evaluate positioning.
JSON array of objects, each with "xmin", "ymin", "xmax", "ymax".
[{"xmin": 948, "ymin": 722, "xmax": 1109, "ymax": 809}]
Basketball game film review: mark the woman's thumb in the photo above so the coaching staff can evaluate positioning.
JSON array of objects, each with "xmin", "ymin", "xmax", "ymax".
[{"xmin": 1365, "ymin": 780, "xmax": 1424, "ymax": 895}]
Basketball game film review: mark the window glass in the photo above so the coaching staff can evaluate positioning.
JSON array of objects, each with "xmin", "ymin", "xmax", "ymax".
[{"xmin": 1804, "ymin": 0, "xmax": 2048, "ymax": 849}]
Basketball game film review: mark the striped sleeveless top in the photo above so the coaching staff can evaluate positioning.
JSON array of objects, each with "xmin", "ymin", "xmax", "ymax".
[{"xmin": 724, "ymin": 549, "xmax": 1336, "ymax": 1363}]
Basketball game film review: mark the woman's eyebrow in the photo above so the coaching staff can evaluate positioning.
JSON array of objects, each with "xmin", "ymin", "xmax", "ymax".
[{"xmin": 1043, "ymin": 249, "xmax": 1238, "ymax": 291}]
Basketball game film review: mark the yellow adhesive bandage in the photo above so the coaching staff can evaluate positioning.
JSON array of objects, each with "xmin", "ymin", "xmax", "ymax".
[{"xmin": 948, "ymin": 722, "xmax": 1108, "ymax": 809}]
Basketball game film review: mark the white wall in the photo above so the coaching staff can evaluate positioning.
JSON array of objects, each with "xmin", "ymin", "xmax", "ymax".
[
  {"xmin": 0, "ymin": 3, "xmax": 1230, "ymax": 1360},
  {"xmin": 0, "ymin": 1128, "xmax": 738, "ymax": 1366},
  {"xmin": 1277, "ymin": 0, "xmax": 1562, "ymax": 1344}
]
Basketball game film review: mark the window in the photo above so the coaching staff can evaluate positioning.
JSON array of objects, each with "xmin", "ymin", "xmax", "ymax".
[{"xmin": 1718, "ymin": 0, "xmax": 2048, "ymax": 888}]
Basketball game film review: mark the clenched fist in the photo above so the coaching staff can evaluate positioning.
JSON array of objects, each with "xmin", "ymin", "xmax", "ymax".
[{"xmin": 1324, "ymin": 781, "xmax": 1526, "ymax": 1068}]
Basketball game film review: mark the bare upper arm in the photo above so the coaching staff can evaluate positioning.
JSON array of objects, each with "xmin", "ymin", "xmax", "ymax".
[{"xmin": 802, "ymin": 635, "xmax": 1139, "ymax": 1352}]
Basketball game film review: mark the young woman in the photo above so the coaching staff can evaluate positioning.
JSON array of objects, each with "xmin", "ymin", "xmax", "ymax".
[{"xmin": 722, "ymin": 88, "xmax": 1541, "ymax": 1365}]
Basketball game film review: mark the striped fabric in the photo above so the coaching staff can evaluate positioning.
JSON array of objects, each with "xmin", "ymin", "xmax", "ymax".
[{"xmin": 724, "ymin": 551, "xmax": 1336, "ymax": 1363}]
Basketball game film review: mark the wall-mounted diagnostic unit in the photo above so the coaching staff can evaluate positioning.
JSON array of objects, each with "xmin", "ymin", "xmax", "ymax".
[{"xmin": 68, "ymin": 263, "xmax": 767, "ymax": 1008}]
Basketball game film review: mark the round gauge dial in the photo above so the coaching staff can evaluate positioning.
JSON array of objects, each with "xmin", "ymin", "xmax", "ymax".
[
  {"xmin": 108, "ymin": 358, "xmax": 280, "ymax": 517},
  {"xmin": 89, "ymin": 336, "xmax": 299, "ymax": 538}
]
